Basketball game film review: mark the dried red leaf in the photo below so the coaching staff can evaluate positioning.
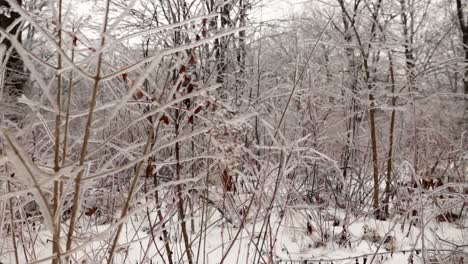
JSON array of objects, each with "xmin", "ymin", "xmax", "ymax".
[
  {"xmin": 85, "ymin": 207, "xmax": 98, "ymax": 216},
  {"xmin": 187, "ymin": 83, "xmax": 194, "ymax": 93},
  {"xmin": 194, "ymin": 105, "xmax": 202, "ymax": 114},
  {"xmin": 160, "ymin": 114, "xmax": 169, "ymax": 125},
  {"xmin": 135, "ymin": 89, "xmax": 144, "ymax": 99},
  {"xmin": 307, "ymin": 221, "xmax": 313, "ymax": 234},
  {"xmin": 184, "ymin": 98, "xmax": 191, "ymax": 108},
  {"xmin": 179, "ymin": 65, "xmax": 187, "ymax": 74},
  {"xmin": 145, "ymin": 163, "xmax": 153, "ymax": 177},
  {"xmin": 122, "ymin": 73, "xmax": 128, "ymax": 81},
  {"xmin": 221, "ymin": 169, "xmax": 236, "ymax": 193},
  {"xmin": 188, "ymin": 54, "xmax": 196, "ymax": 65},
  {"xmin": 188, "ymin": 115, "xmax": 194, "ymax": 124},
  {"xmin": 183, "ymin": 75, "xmax": 191, "ymax": 87},
  {"xmin": 72, "ymin": 36, "xmax": 78, "ymax": 46}
]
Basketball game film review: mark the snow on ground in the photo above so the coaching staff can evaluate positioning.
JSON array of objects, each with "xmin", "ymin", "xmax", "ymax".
[{"xmin": 1, "ymin": 199, "xmax": 466, "ymax": 264}]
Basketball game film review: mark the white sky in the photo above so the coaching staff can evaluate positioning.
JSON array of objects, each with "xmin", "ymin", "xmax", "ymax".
[
  {"xmin": 66, "ymin": 0, "xmax": 307, "ymax": 25},
  {"xmin": 254, "ymin": 0, "xmax": 307, "ymax": 22}
]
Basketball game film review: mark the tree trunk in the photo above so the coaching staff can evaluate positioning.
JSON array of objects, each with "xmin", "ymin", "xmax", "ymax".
[
  {"xmin": 0, "ymin": 0, "xmax": 24, "ymax": 98},
  {"xmin": 400, "ymin": 0, "xmax": 418, "ymax": 177},
  {"xmin": 385, "ymin": 52, "xmax": 397, "ymax": 216},
  {"xmin": 215, "ymin": 3, "xmax": 231, "ymax": 86},
  {"xmin": 456, "ymin": 0, "xmax": 468, "ymax": 95},
  {"xmin": 366, "ymin": 0, "xmax": 383, "ymax": 218},
  {"xmin": 456, "ymin": 0, "xmax": 468, "ymax": 152},
  {"xmin": 235, "ymin": 0, "xmax": 247, "ymax": 105},
  {"xmin": 337, "ymin": 0, "xmax": 360, "ymax": 182}
]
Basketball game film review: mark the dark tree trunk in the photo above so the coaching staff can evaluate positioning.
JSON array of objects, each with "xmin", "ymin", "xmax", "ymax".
[
  {"xmin": 0, "ymin": 0, "xmax": 24, "ymax": 98},
  {"xmin": 456, "ymin": 0, "xmax": 468, "ymax": 95},
  {"xmin": 455, "ymin": 0, "xmax": 468, "ymax": 151},
  {"xmin": 385, "ymin": 52, "xmax": 397, "ymax": 216}
]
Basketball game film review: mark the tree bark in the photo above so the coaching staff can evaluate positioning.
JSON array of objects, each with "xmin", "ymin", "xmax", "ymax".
[
  {"xmin": 235, "ymin": 0, "xmax": 247, "ymax": 105},
  {"xmin": 337, "ymin": 0, "xmax": 360, "ymax": 181},
  {"xmin": 456, "ymin": 0, "xmax": 468, "ymax": 95},
  {"xmin": 0, "ymin": 0, "xmax": 24, "ymax": 98},
  {"xmin": 385, "ymin": 52, "xmax": 397, "ymax": 216},
  {"xmin": 215, "ymin": 3, "xmax": 231, "ymax": 86},
  {"xmin": 456, "ymin": 0, "xmax": 468, "ymax": 153},
  {"xmin": 364, "ymin": 0, "xmax": 383, "ymax": 218},
  {"xmin": 400, "ymin": 0, "xmax": 418, "ymax": 177}
]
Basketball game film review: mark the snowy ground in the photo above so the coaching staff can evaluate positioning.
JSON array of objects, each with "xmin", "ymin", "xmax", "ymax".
[{"xmin": 1, "ymin": 196, "xmax": 466, "ymax": 264}]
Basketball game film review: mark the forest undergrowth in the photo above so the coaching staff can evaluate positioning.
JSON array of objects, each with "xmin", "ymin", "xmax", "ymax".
[{"xmin": 0, "ymin": 0, "xmax": 467, "ymax": 263}]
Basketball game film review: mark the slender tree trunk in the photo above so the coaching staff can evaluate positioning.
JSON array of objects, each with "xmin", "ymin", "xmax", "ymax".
[
  {"xmin": 369, "ymin": 94, "xmax": 380, "ymax": 216},
  {"xmin": 215, "ymin": 3, "xmax": 231, "ymax": 86},
  {"xmin": 174, "ymin": 115, "xmax": 194, "ymax": 264},
  {"xmin": 337, "ymin": 0, "xmax": 360, "ymax": 181},
  {"xmin": 337, "ymin": 0, "xmax": 382, "ymax": 217},
  {"xmin": 385, "ymin": 52, "xmax": 397, "ymax": 216},
  {"xmin": 400, "ymin": 0, "xmax": 418, "ymax": 177},
  {"xmin": 235, "ymin": 0, "xmax": 246, "ymax": 105},
  {"xmin": 52, "ymin": 1, "xmax": 63, "ymax": 262},
  {"xmin": 66, "ymin": 0, "xmax": 111, "ymax": 257},
  {"xmin": 7, "ymin": 181, "xmax": 19, "ymax": 264},
  {"xmin": 365, "ymin": 0, "xmax": 383, "ymax": 218}
]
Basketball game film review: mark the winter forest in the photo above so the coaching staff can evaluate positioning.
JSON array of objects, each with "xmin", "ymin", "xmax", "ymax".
[{"xmin": 0, "ymin": 0, "xmax": 467, "ymax": 263}]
